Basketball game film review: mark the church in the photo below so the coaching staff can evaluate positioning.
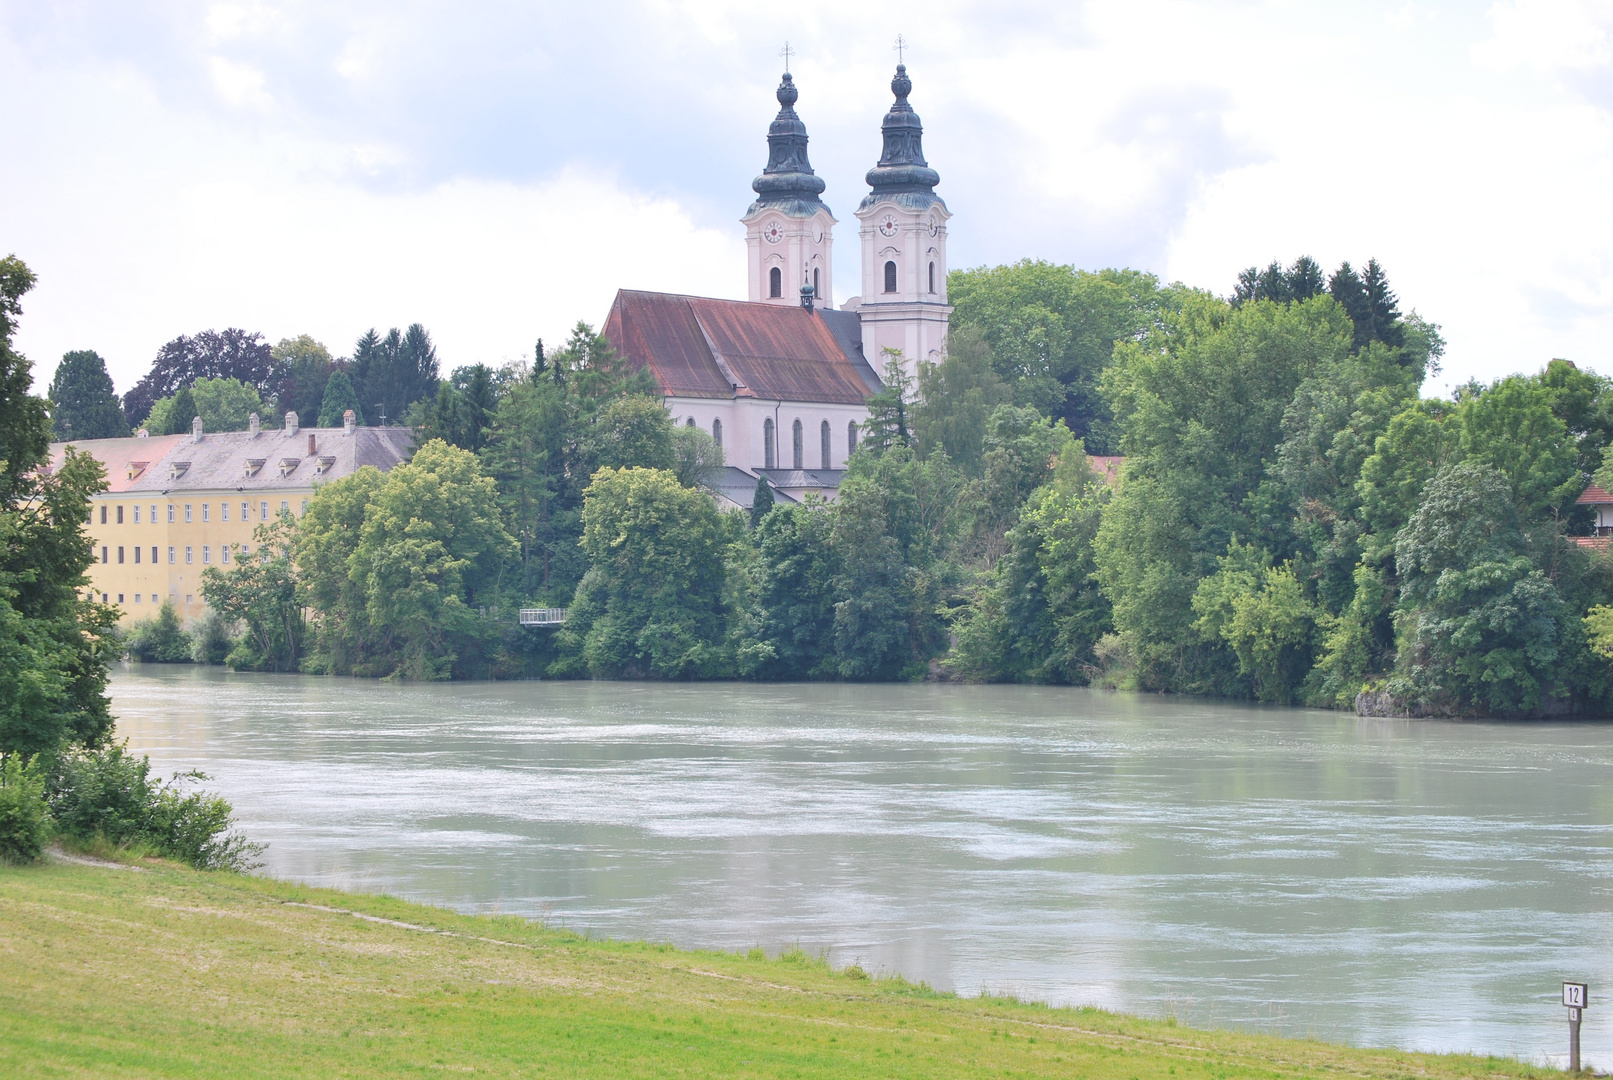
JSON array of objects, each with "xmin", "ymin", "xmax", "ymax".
[{"xmin": 601, "ymin": 62, "xmax": 951, "ymax": 507}]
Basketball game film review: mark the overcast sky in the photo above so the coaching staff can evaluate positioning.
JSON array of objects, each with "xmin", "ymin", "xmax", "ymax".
[{"xmin": 3, "ymin": 0, "xmax": 1611, "ymax": 399}]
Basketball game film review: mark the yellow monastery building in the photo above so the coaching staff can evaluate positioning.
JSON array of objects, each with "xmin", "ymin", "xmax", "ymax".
[{"xmin": 50, "ymin": 409, "xmax": 414, "ymax": 624}]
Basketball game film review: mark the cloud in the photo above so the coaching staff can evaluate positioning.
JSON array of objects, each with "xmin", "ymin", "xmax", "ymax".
[{"xmin": 4, "ymin": 0, "xmax": 1613, "ymax": 397}]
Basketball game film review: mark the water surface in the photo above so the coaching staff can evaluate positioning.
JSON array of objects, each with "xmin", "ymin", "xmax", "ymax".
[{"xmin": 110, "ymin": 667, "xmax": 1613, "ymax": 1064}]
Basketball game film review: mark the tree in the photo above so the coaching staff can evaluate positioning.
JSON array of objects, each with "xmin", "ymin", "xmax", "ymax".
[
  {"xmin": 123, "ymin": 600, "xmax": 193, "ymax": 663},
  {"xmin": 585, "ymin": 395, "xmax": 675, "ymax": 474},
  {"xmin": 144, "ymin": 377, "xmax": 261, "ymax": 434},
  {"xmin": 48, "ymin": 350, "xmax": 128, "ymax": 440},
  {"xmin": 754, "ymin": 502, "xmax": 839, "ymax": 678},
  {"xmin": 316, "ymin": 368, "xmax": 362, "ymax": 427},
  {"xmin": 1233, "ymin": 256, "xmax": 1326, "ymax": 307},
  {"xmin": 671, "ymin": 424, "xmax": 724, "ymax": 491},
  {"xmin": 354, "ymin": 324, "xmax": 440, "ymax": 426},
  {"xmin": 0, "ymin": 254, "xmax": 119, "ymax": 756},
  {"xmin": 859, "ymin": 353, "xmax": 913, "ymax": 455},
  {"xmin": 295, "ymin": 467, "xmax": 389, "ymax": 675},
  {"xmin": 143, "ymin": 385, "xmax": 194, "ymax": 435},
  {"xmin": 200, "ymin": 515, "xmax": 303, "ymax": 672},
  {"xmin": 123, "ymin": 328, "xmax": 274, "ymax": 426},
  {"xmin": 416, "ymin": 364, "xmax": 497, "ymax": 452},
  {"xmin": 555, "ymin": 467, "xmax": 729, "ymax": 679},
  {"xmin": 268, "ymin": 335, "xmax": 336, "ymax": 424},
  {"xmin": 947, "ymin": 261, "xmax": 1187, "ymax": 452},
  {"xmin": 479, "ymin": 371, "xmax": 572, "ymax": 601},
  {"xmin": 1191, "ymin": 544, "xmax": 1316, "ymax": 704},
  {"xmin": 911, "ymin": 326, "xmax": 1010, "ymax": 474},
  {"xmin": 749, "ymin": 475, "xmax": 775, "ymax": 528}
]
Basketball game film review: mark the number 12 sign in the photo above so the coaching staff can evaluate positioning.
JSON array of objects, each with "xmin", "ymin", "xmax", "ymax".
[{"xmin": 1564, "ymin": 982, "xmax": 1589, "ymax": 1009}]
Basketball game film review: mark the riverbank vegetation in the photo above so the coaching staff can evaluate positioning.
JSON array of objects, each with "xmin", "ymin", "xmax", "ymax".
[
  {"xmin": 20, "ymin": 248, "xmax": 1613, "ymax": 715},
  {"xmin": 0, "ymin": 858, "xmax": 1554, "ymax": 1079}
]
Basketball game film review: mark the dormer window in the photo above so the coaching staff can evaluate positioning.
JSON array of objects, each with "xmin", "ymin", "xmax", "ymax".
[
  {"xmin": 884, "ymin": 260, "xmax": 897, "ymax": 293},
  {"xmin": 125, "ymin": 461, "xmax": 148, "ymax": 480},
  {"xmin": 769, "ymin": 266, "xmax": 782, "ymax": 298},
  {"xmin": 278, "ymin": 457, "xmax": 300, "ymax": 478},
  {"xmin": 167, "ymin": 461, "xmax": 190, "ymax": 480},
  {"xmin": 243, "ymin": 458, "xmax": 265, "ymax": 478},
  {"xmin": 314, "ymin": 456, "xmax": 336, "ymax": 475}
]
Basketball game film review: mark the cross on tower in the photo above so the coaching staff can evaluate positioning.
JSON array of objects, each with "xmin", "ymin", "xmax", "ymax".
[
  {"xmin": 893, "ymin": 35, "xmax": 907, "ymax": 64},
  {"xmin": 779, "ymin": 41, "xmax": 793, "ymax": 73}
]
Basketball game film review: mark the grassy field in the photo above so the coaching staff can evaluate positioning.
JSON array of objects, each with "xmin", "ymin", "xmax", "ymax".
[{"xmin": 0, "ymin": 856, "xmax": 1550, "ymax": 1079}]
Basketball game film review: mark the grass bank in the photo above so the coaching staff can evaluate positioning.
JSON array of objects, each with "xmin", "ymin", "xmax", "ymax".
[{"xmin": 0, "ymin": 857, "xmax": 1547, "ymax": 1078}]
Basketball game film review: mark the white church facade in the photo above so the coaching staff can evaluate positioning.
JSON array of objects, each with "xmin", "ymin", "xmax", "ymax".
[{"xmin": 602, "ymin": 63, "xmax": 952, "ymax": 507}]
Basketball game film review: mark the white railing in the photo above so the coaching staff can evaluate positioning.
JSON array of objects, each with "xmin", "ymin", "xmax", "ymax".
[{"xmin": 518, "ymin": 608, "xmax": 567, "ymax": 626}]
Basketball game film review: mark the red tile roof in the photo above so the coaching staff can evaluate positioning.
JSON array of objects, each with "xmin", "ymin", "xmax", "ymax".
[
  {"xmin": 1088, "ymin": 455, "xmax": 1124, "ymax": 486},
  {"xmin": 1578, "ymin": 484, "xmax": 1613, "ymax": 505},
  {"xmin": 1575, "ymin": 536, "xmax": 1613, "ymax": 550},
  {"xmin": 604, "ymin": 290, "xmax": 881, "ymax": 405}
]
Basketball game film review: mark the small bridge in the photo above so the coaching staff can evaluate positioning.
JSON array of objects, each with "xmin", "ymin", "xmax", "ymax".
[{"xmin": 518, "ymin": 608, "xmax": 568, "ymax": 626}]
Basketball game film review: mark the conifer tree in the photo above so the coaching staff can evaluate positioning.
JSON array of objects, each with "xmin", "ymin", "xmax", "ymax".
[
  {"xmin": 48, "ymin": 350, "xmax": 128, "ymax": 440},
  {"xmin": 316, "ymin": 368, "xmax": 361, "ymax": 427}
]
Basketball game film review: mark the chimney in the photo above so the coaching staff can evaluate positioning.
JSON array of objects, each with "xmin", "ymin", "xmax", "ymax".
[
  {"xmin": 248, "ymin": 412, "xmax": 259, "ymax": 436},
  {"xmin": 307, "ymin": 432, "xmax": 316, "ymax": 456},
  {"xmin": 284, "ymin": 410, "xmax": 299, "ymax": 436},
  {"xmin": 191, "ymin": 415, "xmax": 204, "ymax": 443},
  {"xmin": 343, "ymin": 409, "xmax": 356, "ymax": 436}
]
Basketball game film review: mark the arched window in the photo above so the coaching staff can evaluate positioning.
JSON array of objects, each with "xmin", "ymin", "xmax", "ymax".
[
  {"xmin": 820, "ymin": 420, "xmax": 831, "ymax": 469},
  {"xmin": 883, "ymin": 260, "xmax": 897, "ymax": 293},
  {"xmin": 711, "ymin": 417, "xmax": 722, "ymax": 447},
  {"xmin": 685, "ymin": 416, "xmax": 695, "ymax": 427},
  {"xmin": 928, "ymin": 261, "xmax": 936, "ymax": 293},
  {"xmin": 813, "ymin": 267, "xmax": 820, "ymax": 299},
  {"xmin": 847, "ymin": 420, "xmax": 858, "ymax": 454},
  {"xmin": 764, "ymin": 418, "xmax": 775, "ymax": 468},
  {"xmin": 792, "ymin": 418, "xmax": 804, "ymax": 469},
  {"xmin": 769, "ymin": 266, "xmax": 782, "ymax": 298}
]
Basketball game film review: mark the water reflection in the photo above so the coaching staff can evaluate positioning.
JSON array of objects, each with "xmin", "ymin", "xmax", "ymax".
[{"xmin": 110, "ymin": 666, "xmax": 1613, "ymax": 1063}]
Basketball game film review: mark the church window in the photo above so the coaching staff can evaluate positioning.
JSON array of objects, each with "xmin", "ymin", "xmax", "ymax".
[
  {"xmin": 847, "ymin": 421, "xmax": 858, "ymax": 454},
  {"xmin": 813, "ymin": 267, "xmax": 820, "ymax": 299},
  {"xmin": 764, "ymin": 418, "xmax": 776, "ymax": 468},
  {"xmin": 929, "ymin": 261, "xmax": 936, "ymax": 293},
  {"xmin": 820, "ymin": 420, "xmax": 831, "ymax": 469},
  {"xmin": 769, "ymin": 267, "xmax": 782, "ymax": 298},
  {"xmin": 712, "ymin": 418, "xmax": 722, "ymax": 447},
  {"xmin": 792, "ymin": 419, "xmax": 803, "ymax": 469},
  {"xmin": 883, "ymin": 261, "xmax": 897, "ymax": 293},
  {"xmin": 685, "ymin": 417, "xmax": 695, "ymax": 427}
]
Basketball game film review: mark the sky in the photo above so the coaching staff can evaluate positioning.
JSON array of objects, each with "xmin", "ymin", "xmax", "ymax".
[{"xmin": 3, "ymin": 0, "xmax": 1612, "ymax": 400}]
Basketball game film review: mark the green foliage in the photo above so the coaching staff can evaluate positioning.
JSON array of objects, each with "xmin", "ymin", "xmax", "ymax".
[
  {"xmin": 556, "ymin": 467, "xmax": 730, "ymax": 678},
  {"xmin": 1585, "ymin": 604, "xmax": 1613, "ymax": 660},
  {"xmin": 190, "ymin": 608, "xmax": 236, "ymax": 665},
  {"xmin": 0, "ymin": 754, "xmax": 50, "ymax": 864},
  {"xmin": 671, "ymin": 423, "xmax": 724, "ymax": 491},
  {"xmin": 145, "ymin": 377, "xmax": 264, "ymax": 433},
  {"xmin": 912, "ymin": 326, "xmax": 1010, "ymax": 474},
  {"xmin": 316, "ymin": 368, "xmax": 362, "ymax": 427},
  {"xmin": 0, "ymin": 255, "xmax": 118, "ymax": 757},
  {"xmin": 352, "ymin": 324, "xmax": 440, "ymax": 426},
  {"xmin": 587, "ymin": 396, "xmax": 676, "ymax": 473},
  {"xmin": 754, "ymin": 502, "xmax": 839, "ymax": 678},
  {"xmin": 749, "ymin": 475, "xmax": 775, "ymax": 529},
  {"xmin": 123, "ymin": 600, "xmax": 194, "ymax": 663},
  {"xmin": 142, "ymin": 384, "xmax": 195, "ymax": 434},
  {"xmin": 48, "ymin": 350, "xmax": 129, "ymax": 440},
  {"xmin": 268, "ymin": 335, "xmax": 335, "ymax": 425},
  {"xmin": 200, "ymin": 515, "xmax": 303, "ymax": 672},
  {"xmin": 415, "ymin": 364, "xmax": 497, "ymax": 452},
  {"xmin": 948, "ymin": 261, "xmax": 1188, "ymax": 452},
  {"xmin": 46, "ymin": 743, "xmax": 262, "ymax": 870},
  {"xmin": 859, "ymin": 353, "xmax": 913, "ymax": 455},
  {"xmin": 1192, "ymin": 545, "xmax": 1317, "ymax": 704}
]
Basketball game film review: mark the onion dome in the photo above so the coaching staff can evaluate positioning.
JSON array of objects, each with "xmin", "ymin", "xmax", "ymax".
[
  {"xmin": 748, "ymin": 72, "xmax": 830, "ymax": 218},
  {"xmin": 860, "ymin": 64, "xmax": 944, "ymax": 212}
]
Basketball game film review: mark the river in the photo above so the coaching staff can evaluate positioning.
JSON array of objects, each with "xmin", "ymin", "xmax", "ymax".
[{"xmin": 109, "ymin": 665, "xmax": 1613, "ymax": 1064}]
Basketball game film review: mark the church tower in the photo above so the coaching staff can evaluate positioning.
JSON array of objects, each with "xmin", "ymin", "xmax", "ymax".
[
  {"xmin": 743, "ymin": 70, "xmax": 835, "ymax": 307},
  {"xmin": 853, "ymin": 63, "xmax": 952, "ymax": 379}
]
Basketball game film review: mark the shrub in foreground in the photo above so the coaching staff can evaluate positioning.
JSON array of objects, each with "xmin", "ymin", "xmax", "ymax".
[
  {"xmin": 124, "ymin": 600, "xmax": 194, "ymax": 663},
  {"xmin": 46, "ymin": 744, "xmax": 262, "ymax": 871},
  {"xmin": 0, "ymin": 755, "xmax": 50, "ymax": 863}
]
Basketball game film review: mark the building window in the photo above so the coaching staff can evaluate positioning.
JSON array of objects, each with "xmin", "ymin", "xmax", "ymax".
[
  {"xmin": 241, "ymin": 502, "xmax": 248, "ymax": 521},
  {"xmin": 769, "ymin": 266, "xmax": 782, "ymax": 298},
  {"xmin": 185, "ymin": 505, "xmax": 192, "ymax": 522},
  {"xmin": 185, "ymin": 595, "xmax": 192, "ymax": 605},
  {"xmin": 222, "ymin": 502, "xmax": 229, "ymax": 522},
  {"xmin": 167, "ymin": 546, "xmax": 175, "ymax": 564},
  {"xmin": 117, "ymin": 546, "xmax": 124, "ymax": 564},
  {"xmin": 100, "ymin": 505, "xmax": 107, "ymax": 525},
  {"xmin": 202, "ymin": 503, "xmax": 209, "ymax": 522},
  {"xmin": 150, "ymin": 547, "xmax": 157, "ymax": 564},
  {"xmin": 260, "ymin": 501, "xmax": 268, "ymax": 521},
  {"xmin": 821, "ymin": 420, "xmax": 831, "ymax": 469},
  {"xmin": 167, "ymin": 504, "xmax": 174, "ymax": 523},
  {"xmin": 929, "ymin": 261, "xmax": 936, "ymax": 293},
  {"xmin": 685, "ymin": 417, "xmax": 695, "ymax": 427},
  {"xmin": 884, "ymin": 260, "xmax": 897, "ymax": 293},
  {"xmin": 101, "ymin": 546, "xmax": 107, "ymax": 564},
  {"xmin": 150, "ymin": 505, "xmax": 156, "ymax": 523},
  {"xmin": 712, "ymin": 418, "xmax": 722, "ymax": 447},
  {"xmin": 134, "ymin": 593, "xmax": 141, "ymax": 604},
  {"xmin": 813, "ymin": 267, "xmax": 820, "ymax": 299},
  {"xmin": 792, "ymin": 418, "xmax": 803, "ymax": 470},
  {"xmin": 134, "ymin": 545, "xmax": 141, "ymax": 564},
  {"xmin": 300, "ymin": 500, "xmax": 308, "ymax": 515},
  {"xmin": 185, "ymin": 546, "xmax": 192, "ymax": 564},
  {"xmin": 116, "ymin": 504, "xmax": 124, "ymax": 524},
  {"xmin": 117, "ymin": 594, "xmax": 124, "ymax": 604},
  {"xmin": 202, "ymin": 546, "xmax": 210, "ymax": 564},
  {"xmin": 101, "ymin": 593, "xmax": 107, "ymax": 603},
  {"xmin": 281, "ymin": 500, "xmax": 289, "ymax": 515},
  {"xmin": 133, "ymin": 504, "xmax": 141, "ymax": 523},
  {"xmin": 763, "ymin": 418, "xmax": 775, "ymax": 469},
  {"xmin": 848, "ymin": 420, "xmax": 858, "ymax": 454},
  {"xmin": 222, "ymin": 545, "xmax": 231, "ymax": 564}
]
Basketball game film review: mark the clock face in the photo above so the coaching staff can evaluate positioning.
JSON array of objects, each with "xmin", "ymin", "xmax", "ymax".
[
  {"xmin": 927, "ymin": 217, "xmax": 939, "ymax": 237},
  {"xmin": 763, "ymin": 222, "xmax": 784, "ymax": 244},
  {"xmin": 878, "ymin": 215, "xmax": 899, "ymax": 237}
]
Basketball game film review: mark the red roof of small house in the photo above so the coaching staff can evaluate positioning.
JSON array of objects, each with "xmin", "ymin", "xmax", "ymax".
[
  {"xmin": 1575, "ymin": 536, "xmax": 1613, "ymax": 550},
  {"xmin": 1088, "ymin": 455, "xmax": 1124, "ymax": 486},
  {"xmin": 603, "ymin": 290, "xmax": 882, "ymax": 405},
  {"xmin": 1578, "ymin": 484, "xmax": 1613, "ymax": 505}
]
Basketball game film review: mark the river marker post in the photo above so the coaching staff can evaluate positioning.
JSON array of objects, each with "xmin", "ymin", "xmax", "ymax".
[{"xmin": 1563, "ymin": 981, "xmax": 1588, "ymax": 1072}]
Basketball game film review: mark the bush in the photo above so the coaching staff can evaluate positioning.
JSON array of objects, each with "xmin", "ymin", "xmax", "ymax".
[
  {"xmin": 0, "ymin": 755, "xmax": 50, "ymax": 863},
  {"xmin": 191, "ymin": 609, "xmax": 237, "ymax": 665},
  {"xmin": 46, "ymin": 744, "xmax": 263, "ymax": 871},
  {"xmin": 124, "ymin": 600, "xmax": 194, "ymax": 662}
]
